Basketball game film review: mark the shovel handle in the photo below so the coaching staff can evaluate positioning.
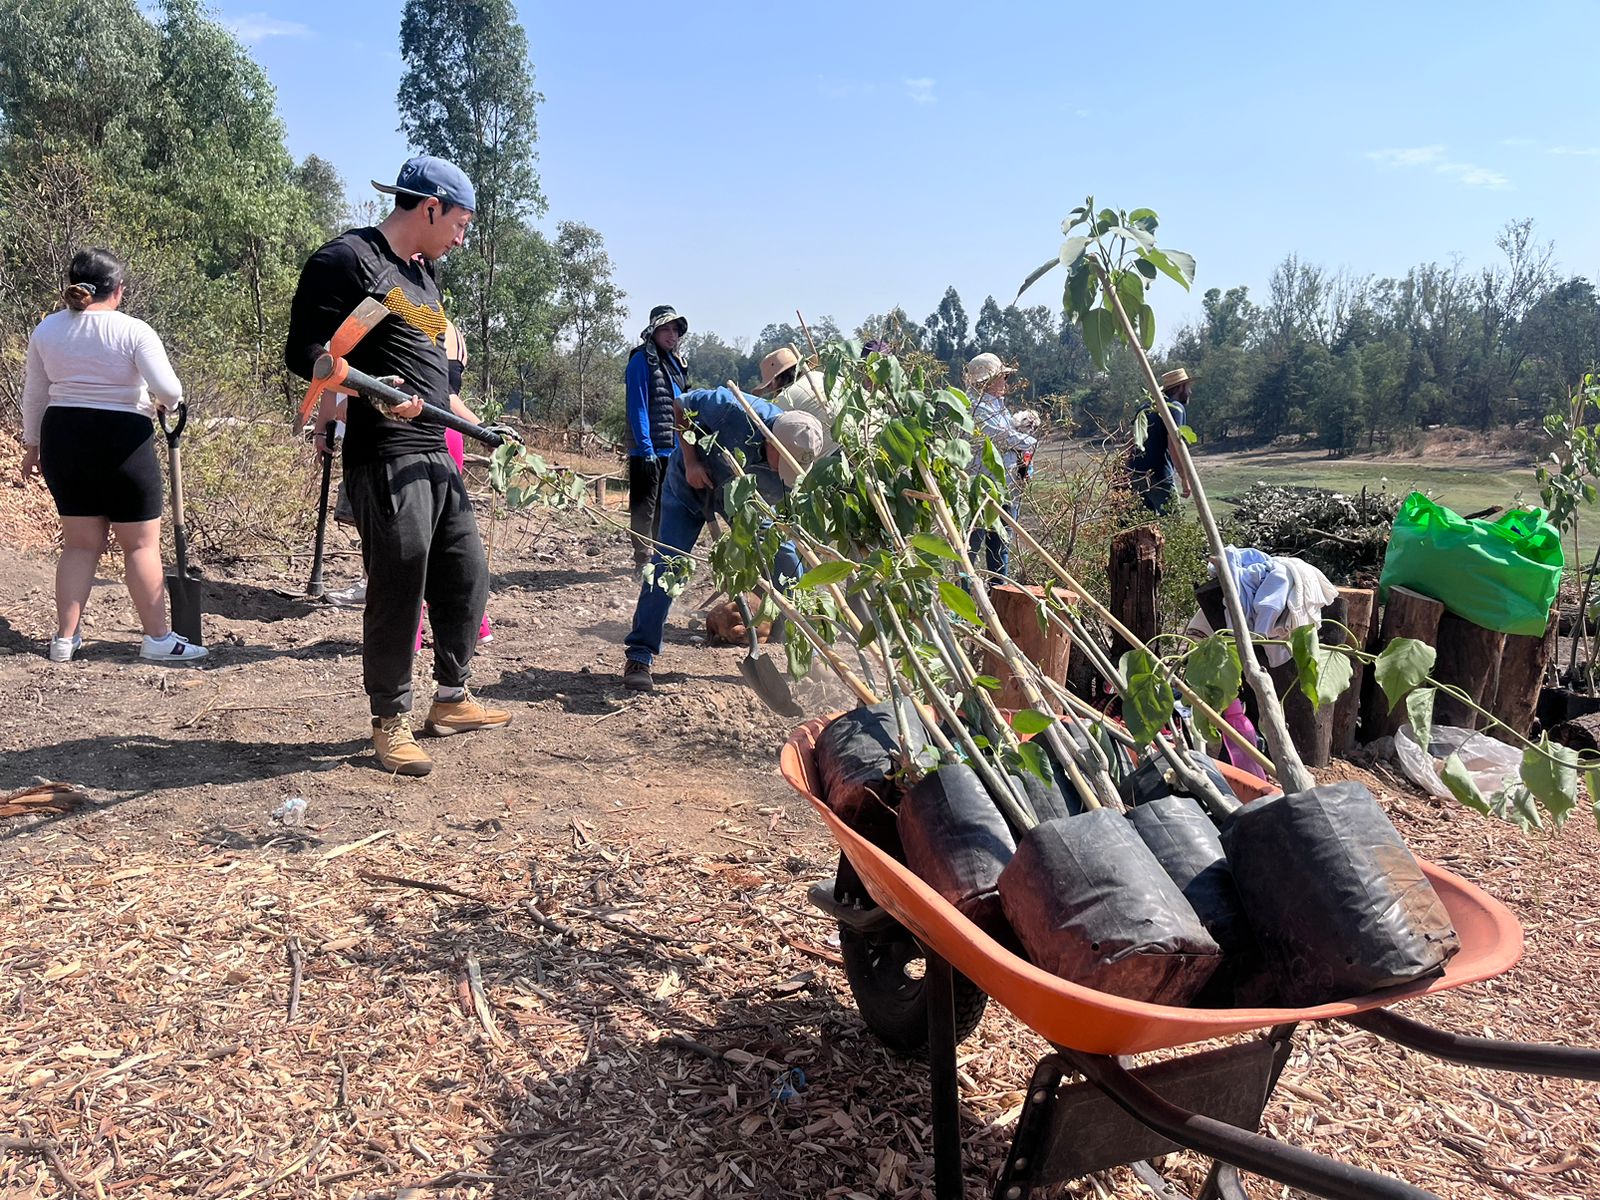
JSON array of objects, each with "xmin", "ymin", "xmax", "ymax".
[{"xmin": 158, "ymin": 402, "xmax": 188, "ymax": 446}]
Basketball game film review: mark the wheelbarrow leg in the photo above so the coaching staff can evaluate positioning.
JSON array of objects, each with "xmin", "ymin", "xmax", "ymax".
[
  {"xmin": 1197, "ymin": 1023, "xmax": 1297, "ymax": 1200},
  {"xmin": 926, "ymin": 950, "xmax": 965, "ymax": 1200}
]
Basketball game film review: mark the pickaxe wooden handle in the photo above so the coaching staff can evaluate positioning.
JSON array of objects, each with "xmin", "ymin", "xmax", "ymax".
[{"xmin": 318, "ymin": 354, "xmax": 512, "ymax": 448}]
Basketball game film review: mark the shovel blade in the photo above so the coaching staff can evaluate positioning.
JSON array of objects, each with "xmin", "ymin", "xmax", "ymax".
[
  {"xmin": 167, "ymin": 570, "xmax": 204, "ymax": 645},
  {"xmin": 739, "ymin": 652, "xmax": 804, "ymax": 719}
]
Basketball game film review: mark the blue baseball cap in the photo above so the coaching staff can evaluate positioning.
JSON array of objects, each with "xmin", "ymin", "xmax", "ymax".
[{"xmin": 372, "ymin": 155, "xmax": 477, "ymax": 213}]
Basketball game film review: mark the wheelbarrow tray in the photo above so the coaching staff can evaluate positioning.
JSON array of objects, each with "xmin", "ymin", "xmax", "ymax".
[{"xmin": 781, "ymin": 715, "xmax": 1523, "ymax": 1057}]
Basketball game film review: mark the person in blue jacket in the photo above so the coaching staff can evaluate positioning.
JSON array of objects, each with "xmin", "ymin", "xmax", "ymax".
[
  {"xmin": 624, "ymin": 305, "xmax": 689, "ymax": 572},
  {"xmin": 622, "ymin": 387, "xmax": 824, "ymax": 693}
]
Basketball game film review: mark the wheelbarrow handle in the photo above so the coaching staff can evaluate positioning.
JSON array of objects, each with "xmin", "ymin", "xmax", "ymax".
[{"xmin": 158, "ymin": 401, "xmax": 188, "ymax": 445}]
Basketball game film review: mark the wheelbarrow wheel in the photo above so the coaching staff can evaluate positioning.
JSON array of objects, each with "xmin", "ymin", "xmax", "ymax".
[{"xmin": 839, "ymin": 922, "xmax": 987, "ymax": 1056}]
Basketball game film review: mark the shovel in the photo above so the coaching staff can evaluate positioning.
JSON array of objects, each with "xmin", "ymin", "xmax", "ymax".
[
  {"xmin": 158, "ymin": 404, "xmax": 203, "ymax": 644},
  {"xmin": 304, "ymin": 419, "xmax": 336, "ymax": 599},
  {"xmin": 734, "ymin": 595, "xmax": 803, "ymax": 718}
]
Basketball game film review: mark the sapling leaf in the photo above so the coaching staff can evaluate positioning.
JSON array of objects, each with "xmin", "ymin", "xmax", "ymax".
[
  {"xmin": 1081, "ymin": 308, "xmax": 1118, "ymax": 368},
  {"xmin": 1374, "ymin": 637, "xmax": 1437, "ymax": 712},
  {"xmin": 794, "ymin": 559, "xmax": 857, "ymax": 589},
  {"xmin": 785, "ymin": 631, "xmax": 813, "ymax": 680},
  {"xmin": 1132, "ymin": 408, "xmax": 1149, "ymax": 451},
  {"xmin": 1060, "ymin": 235, "xmax": 1091, "ymax": 269},
  {"xmin": 1521, "ymin": 737, "xmax": 1579, "ymax": 826},
  {"xmin": 1014, "ymin": 741, "xmax": 1051, "ymax": 784},
  {"xmin": 1012, "ymin": 708, "xmax": 1056, "ymax": 736},
  {"xmin": 1185, "ymin": 633, "xmax": 1242, "ymax": 715},
  {"xmin": 1405, "ymin": 687, "xmax": 1436, "ymax": 757},
  {"xmin": 1312, "ymin": 645, "xmax": 1354, "ymax": 711},
  {"xmin": 1119, "ymin": 648, "xmax": 1175, "ymax": 746},
  {"xmin": 1586, "ymin": 768, "xmax": 1600, "ymax": 833},
  {"xmin": 1440, "ymin": 753, "xmax": 1491, "ymax": 814},
  {"xmin": 1016, "ymin": 256, "xmax": 1060, "ymax": 302},
  {"xmin": 1290, "ymin": 624, "xmax": 1322, "ymax": 704},
  {"xmin": 938, "ymin": 580, "xmax": 981, "ymax": 625},
  {"xmin": 910, "ymin": 533, "xmax": 959, "ymax": 561},
  {"xmin": 973, "ymin": 675, "xmax": 1002, "ymax": 691},
  {"xmin": 1138, "ymin": 304, "xmax": 1156, "ymax": 350},
  {"xmin": 1177, "ymin": 424, "xmax": 1198, "ymax": 445}
]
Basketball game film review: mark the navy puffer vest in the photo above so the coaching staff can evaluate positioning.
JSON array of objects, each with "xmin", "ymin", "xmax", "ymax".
[{"xmin": 629, "ymin": 341, "xmax": 686, "ymax": 455}]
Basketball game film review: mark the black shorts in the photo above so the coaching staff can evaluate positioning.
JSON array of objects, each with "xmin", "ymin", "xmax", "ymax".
[{"xmin": 39, "ymin": 406, "xmax": 164, "ymax": 523}]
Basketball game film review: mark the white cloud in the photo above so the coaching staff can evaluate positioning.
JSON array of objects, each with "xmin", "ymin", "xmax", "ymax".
[
  {"xmin": 903, "ymin": 77, "xmax": 936, "ymax": 105},
  {"xmin": 1366, "ymin": 144, "xmax": 1509, "ymax": 189},
  {"xmin": 228, "ymin": 13, "xmax": 310, "ymax": 43},
  {"xmin": 1549, "ymin": 144, "xmax": 1600, "ymax": 157}
]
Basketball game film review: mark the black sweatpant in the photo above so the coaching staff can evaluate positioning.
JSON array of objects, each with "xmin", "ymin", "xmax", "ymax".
[
  {"xmin": 628, "ymin": 454, "xmax": 666, "ymax": 568},
  {"xmin": 346, "ymin": 451, "xmax": 489, "ymax": 717}
]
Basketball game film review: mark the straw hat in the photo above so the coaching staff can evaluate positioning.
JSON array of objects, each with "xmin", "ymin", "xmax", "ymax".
[
  {"xmin": 770, "ymin": 411, "xmax": 825, "ymax": 487},
  {"xmin": 754, "ymin": 345, "xmax": 803, "ymax": 395},
  {"xmin": 964, "ymin": 352, "xmax": 1017, "ymax": 388},
  {"xmin": 1160, "ymin": 367, "xmax": 1192, "ymax": 392}
]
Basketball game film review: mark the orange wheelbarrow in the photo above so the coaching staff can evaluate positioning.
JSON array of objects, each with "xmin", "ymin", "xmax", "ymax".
[{"xmin": 781, "ymin": 715, "xmax": 1600, "ymax": 1200}]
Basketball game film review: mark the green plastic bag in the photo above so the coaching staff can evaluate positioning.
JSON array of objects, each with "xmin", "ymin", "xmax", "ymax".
[{"xmin": 1378, "ymin": 493, "xmax": 1563, "ymax": 636}]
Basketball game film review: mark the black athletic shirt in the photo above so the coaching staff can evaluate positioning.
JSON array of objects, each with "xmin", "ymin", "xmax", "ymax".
[{"xmin": 284, "ymin": 227, "xmax": 449, "ymax": 463}]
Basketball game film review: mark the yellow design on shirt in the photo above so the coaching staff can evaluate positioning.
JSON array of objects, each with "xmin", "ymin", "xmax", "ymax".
[{"xmin": 381, "ymin": 286, "xmax": 447, "ymax": 342}]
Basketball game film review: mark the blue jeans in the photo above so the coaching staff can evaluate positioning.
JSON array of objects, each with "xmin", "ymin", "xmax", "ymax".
[
  {"xmin": 968, "ymin": 500, "xmax": 1018, "ymax": 584},
  {"xmin": 624, "ymin": 484, "xmax": 801, "ymax": 665}
]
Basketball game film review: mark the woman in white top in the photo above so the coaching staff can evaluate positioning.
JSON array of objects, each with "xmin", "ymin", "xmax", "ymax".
[{"xmin": 18, "ymin": 248, "xmax": 207, "ymax": 664}]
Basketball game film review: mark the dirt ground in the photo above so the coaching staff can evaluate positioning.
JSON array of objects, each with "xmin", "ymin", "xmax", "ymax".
[{"xmin": 3, "ymin": 490, "xmax": 1600, "ymax": 1198}]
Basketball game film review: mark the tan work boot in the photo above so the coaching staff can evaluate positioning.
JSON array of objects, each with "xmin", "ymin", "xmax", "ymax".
[
  {"xmin": 423, "ymin": 688, "xmax": 512, "ymax": 737},
  {"xmin": 372, "ymin": 716, "xmax": 434, "ymax": 776}
]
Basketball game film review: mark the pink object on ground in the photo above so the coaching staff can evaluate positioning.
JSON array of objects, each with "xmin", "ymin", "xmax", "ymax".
[{"xmin": 1221, "ymin": 699, "xmax": 1271, "ymax": 781}]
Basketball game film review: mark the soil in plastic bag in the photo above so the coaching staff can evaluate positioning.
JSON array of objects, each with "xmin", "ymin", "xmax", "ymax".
[
  {"xmin": 1120, "ymin": 750, "xmax": 1237, "ymax": 810},
  {"xmin": 1125, "ymin": 796, "xmax": 1261, "ymax": 1006},
  {"xmin": 1220, "ymin": 781, "xmax": 1460, "ymax": 1005},
  {"xmin": 816, "ymin": 701, "xmax": 928, "ymax": 854},
  {"xmin": 998, "ymin": 809, "xmax": 1221, "ymax": 1005},
  {"xmin": 1009, "ymin": 760, "xmax": 1079, "ymax": 827},
  {"xmin": 898, "ymin": 763, "xmax": 1016, "ymax": 941}
]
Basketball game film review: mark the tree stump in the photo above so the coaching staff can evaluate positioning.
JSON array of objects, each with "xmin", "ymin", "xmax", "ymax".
[
  {"xmin": 980, "ymin": 585, "xmax": 1074, "ymax": 712},
  {"xmin": 1361, "ymin": 585, "xmax": 1444, "ymax": 739},
  {"xmin": 1109, "ymin": 525, "xmax": 1163, "ymax": 662},
  {"xmin": 1332, "ymin": 588, "xmax": 1377, "ymax": 755},
  {"xmin": 1551, "ymin": 711, "xmax": 1600, "ymax": 754},
  {"xmin": 1264, "ymin": 593, "xmax": 1348, "ymax": 768},
  {"xmin": 1433, "ymin": 613, "xmax": 1506, "ymax": 729},
  {"xmin": 1490, "ymin": 614, "xmax": 1557, "ymax": 738}
]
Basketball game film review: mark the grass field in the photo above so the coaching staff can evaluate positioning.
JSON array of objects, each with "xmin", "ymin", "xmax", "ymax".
[{"xmin": 1197, "ymin": 448, "xmax": 1540, "ymax": 519}]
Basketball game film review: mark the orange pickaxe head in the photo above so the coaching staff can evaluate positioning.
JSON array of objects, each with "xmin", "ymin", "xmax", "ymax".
[{"xmin": 297, "ymin": 297, "xmax": 391, "ymax": 424}]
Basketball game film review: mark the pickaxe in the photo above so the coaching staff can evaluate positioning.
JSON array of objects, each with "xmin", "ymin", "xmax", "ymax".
[{"xmin": 297, "ymin": 298, "xmax": 514, "ymax": 449}]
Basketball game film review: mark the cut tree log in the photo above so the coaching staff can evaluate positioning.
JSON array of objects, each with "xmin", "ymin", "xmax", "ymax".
[
  {"xmin": 1265, "ymin": 593, "xmax": 1349, "ymax": 768},
  {"xmin": 1433, "ymin": 612, "xmax": 1506, "ymax": 729},
  {"xmin": 1362, "ymin": 585, "xmax": 1445, "ymax": 739},
  {"xmin": 1109, "ymin": 524, "xmax": 1163, "ymax": 662},
  {"xmin": 1550, "ymin": 711, "xmax": 1600, "ymax": 754},
  {"xmin": 980, "ymin": 584, "xmax": 1074, "ymax": 712},
  {"xmin": 1332, "ymin": 587, "xmax": 1377, "ymax": 755},
  {"xmin": 1490, "ymin": 613, "xmax": 1557, "ymax": 738}
]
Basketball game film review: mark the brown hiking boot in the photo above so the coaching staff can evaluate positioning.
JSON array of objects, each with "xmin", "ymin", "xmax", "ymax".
[
  {"xmin": 372, "ymin": 716, "xmax": 434, "ymax": 776},
  {"xmin": 423, "ymin": 688, "xmax": 512, "ymax": 737}
]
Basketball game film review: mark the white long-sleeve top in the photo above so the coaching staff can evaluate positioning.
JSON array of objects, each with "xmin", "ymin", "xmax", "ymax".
[
  {"xmin": 21, "ymin": 309, "xmax": 183, "ymax": 446},
  {"xmin": 970, "ymin": 390, "xmax": 1038, "ymax": 474}
]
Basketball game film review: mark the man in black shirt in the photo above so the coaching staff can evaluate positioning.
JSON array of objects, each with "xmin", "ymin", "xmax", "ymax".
[{"xmin": 285, "ymin": 155, "xmax": 509, "ymax": 777}]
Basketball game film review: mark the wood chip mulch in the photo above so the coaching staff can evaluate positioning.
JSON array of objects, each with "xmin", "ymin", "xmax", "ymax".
[{"xmin": 3, "ymin": 773, "xmax": 1599, "ymax": 1199}]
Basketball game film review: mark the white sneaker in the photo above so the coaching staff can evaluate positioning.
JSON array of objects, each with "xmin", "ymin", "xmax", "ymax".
[
  {"xmin": 48, "ymin": 633, "xmax": 82, "ymax": 663},
  {"xmin": 326, "ymin": 580, "xmax": 367, "ymax": 607},
  {"xmin": 140, "ymin": 632, "xmax": 209, "ymax": 664}
]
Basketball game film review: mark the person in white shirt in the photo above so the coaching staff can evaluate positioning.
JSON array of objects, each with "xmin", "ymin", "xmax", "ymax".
[
  {"xmin": 963, "ymin": 351, "xmax": 1040, "ymax": 583},
  {"xmin": 18, "ymin": 248, "xmax": 207, "ymax": 664}
]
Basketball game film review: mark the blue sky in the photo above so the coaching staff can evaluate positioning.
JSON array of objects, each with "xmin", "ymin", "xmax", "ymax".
[{"xmin": 225, "ymin": 0, "xmax": 1600, "ymax": 349}]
